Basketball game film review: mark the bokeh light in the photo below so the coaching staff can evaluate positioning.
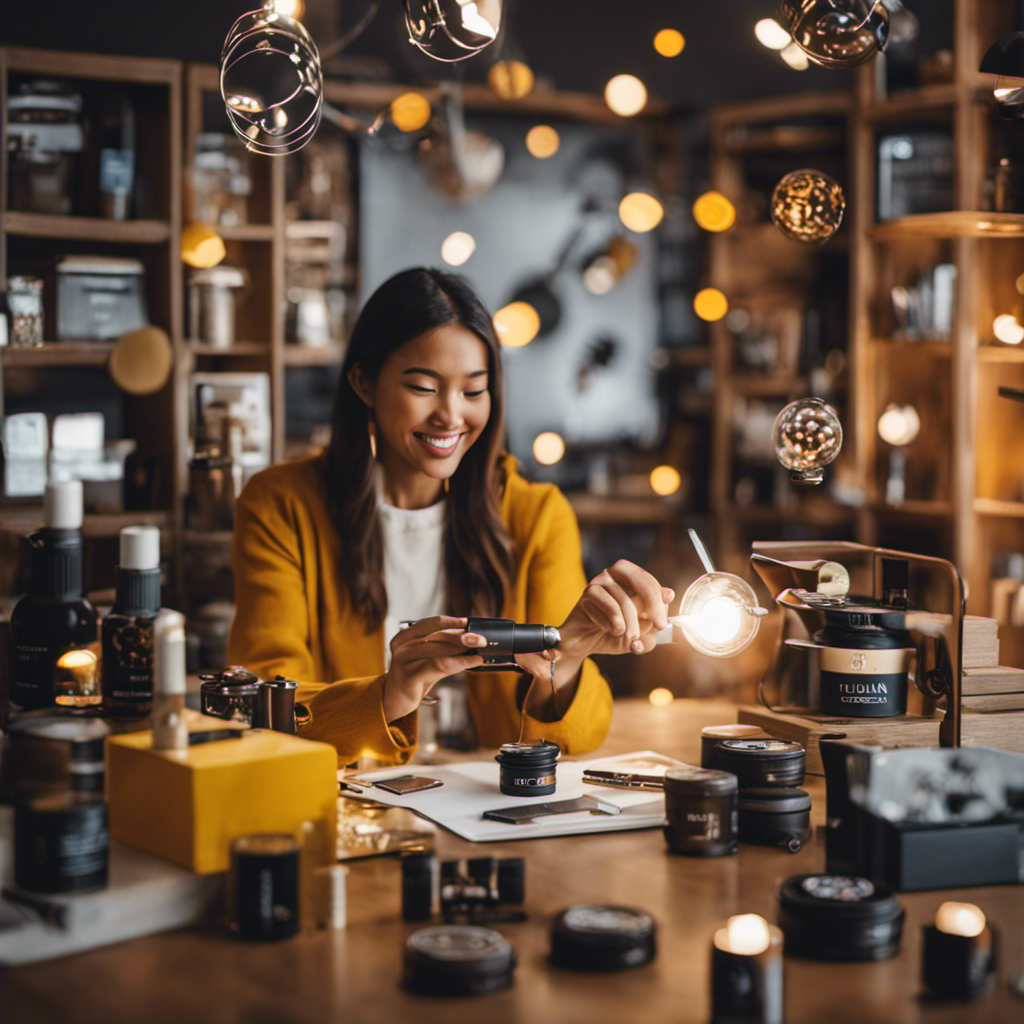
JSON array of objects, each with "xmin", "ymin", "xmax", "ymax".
[
  {"xmin": 654, "ymin": 29, "xmax": 685, "ymax": 58},
  {"xmin": 619, "ymin": 192, "xmax": 664, "ymax": 233},
  {"xmin": 694, "ymin": 288, "xmax": 729, "ymax": 322},
  {"xmin": 533, "ymin": 431, "xmax": 566, "ymax": 466},
  {"xmin": 877, "ymin": 404, "xmax": 921, "ymax": 447},
  {"xmin": 755, "ymin": 18, "xmax": 792, "ymax": 50},
  {"xmin": 650, "ymin": 465, "xmax": 682, "ymax": 496},
  {"xmin": 488, "ymin": 60, "xmax": 535, "ymax": 100},
  {"xmin": 604, "ymin": 74, "xmax": 648, "ymax": 117},
  {"xmin": 493, "ymin": 301, "xmax": 541, "ymax": 347},
  {"xmin": 770, "ymin": 169, "xmax": 846, "ymax": 244},
  {"xmin": 525, "ymin": 124, "xmax": 560, "ymax": 159},
  {"xmin": 181, "ymin": 223, "xmax": 226, "ymax": 269},
  {"xmin": 648, "ymin": 687, "xmax": 674, "ymax": 706},
  {"xmin": 271, "ymin": 0, "xmax": 305, "ymax": 18},
  {"xmin": 390, "ymin": 92, "xmax": 432, "ymax": 133},
  {"xmin": 693, "ymin": 191, "xmax": 736, "ymax": 232},
  {"xmin": 994, "ymin": 313, "xmax": 1024, "ymax": 345},
  {"xmin": 440, "ymin": 231, "xmax": 476, "ymax": 267}
]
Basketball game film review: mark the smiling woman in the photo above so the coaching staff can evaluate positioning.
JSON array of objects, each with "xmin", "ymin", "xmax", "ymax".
[{"xmin": 228, "ymin": 268, "xmax": 674, "ymax": 764}]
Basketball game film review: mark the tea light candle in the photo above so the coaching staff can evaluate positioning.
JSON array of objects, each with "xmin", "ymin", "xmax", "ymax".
[
  {"xmin": 711, "ymin": 914, "xmax": 784, "ymax": 1024},
  {"xmin": 922, "ymin": 902, "xmax": 996, "ymax": 1000}
]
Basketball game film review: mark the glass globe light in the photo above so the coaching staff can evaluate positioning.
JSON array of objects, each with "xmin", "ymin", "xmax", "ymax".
[
  {"xmin": 778, "ymin": 0, "xmax": 889, "ymax": 69},
  {"xmin": 980, "ymin": 32, "xmax": 1024, "ymax": 119},
  {"xmin": 670, "ymin": 572, "xmax": 763, "ymax": 658},
  {"xmin": 771, "ymin": 169, "xmax": 846, "ymax": 243},
  {"xmin": 772, "ymin": 398, "xmax": 843, "ymax": 484},
  {"xmin": 404, "ymin": 0, "xmax": 503, "ymax": 62}
]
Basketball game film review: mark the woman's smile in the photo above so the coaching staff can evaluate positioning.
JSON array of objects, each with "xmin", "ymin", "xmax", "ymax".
[{"xmin": 412, "ymin": 430, "xmax": 467, "ymax": 457}]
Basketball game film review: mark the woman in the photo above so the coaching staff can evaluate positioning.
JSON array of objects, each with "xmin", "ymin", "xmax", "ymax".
[{"xmin": 229, "ymin": 268, "xmax": 674, "ymax": 764}]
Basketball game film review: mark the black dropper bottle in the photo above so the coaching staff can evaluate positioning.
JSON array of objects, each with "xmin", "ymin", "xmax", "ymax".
[
  {"xmin": 101, "ymin": 525, "xmax": 162, "ymax": 718},
  {"xmin": 9, "ymin": 480, "xmax": 100, "ymax": 714}
]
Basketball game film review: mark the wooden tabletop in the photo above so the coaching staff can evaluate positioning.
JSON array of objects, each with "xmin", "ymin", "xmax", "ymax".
[{"xmin": 6, "ymin": 698, "xmax": 1024, "ymax": 1024}]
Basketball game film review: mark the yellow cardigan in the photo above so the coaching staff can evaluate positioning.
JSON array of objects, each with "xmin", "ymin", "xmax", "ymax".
[{"xmin": 228, "ymin": 457, "xmax": 612, "ymax": 764}]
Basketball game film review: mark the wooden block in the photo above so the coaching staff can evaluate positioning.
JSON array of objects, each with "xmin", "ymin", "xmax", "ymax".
[
  {"xmin": 961, "ymin": 665, "xmax": 1024, "ymax": 695},
  {"xmin": 961, "ymin": 693, "xmax": 1024, "ymax": 712},
  {"xmin": 962, "ymin": 615, "xmax": 999, "ymax": 669}
]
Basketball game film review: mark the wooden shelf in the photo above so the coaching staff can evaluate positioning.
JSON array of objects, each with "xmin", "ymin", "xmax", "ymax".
[
  {"xmin": 0, "ymin": 507, "xmax": 172, "ymax": 538},
  {"xmin": 729, "ymin": 376, "xmax": 809, "ymax": 397},
  {"xmin": 870, "ymin": 336, "xmax": 952, "ymax": 354},
  {"xmin": 285, "ymin": 221, "xmax": 345, "ymax": 240},
  {"xmin": 188, "ymin": 342, "xmax": 270, "ymax": 358},
  {"xmin": 865, "ymin": 84, "xmax": 957, "ymax": 121},
  {"xmin": 1, "ymin": 342, "xmax": 113, "ymax": 368},
  {"xmin": 668, "ymin": 347, "xmax": 712, "ymax": 367},
  {"xmin": 870, "ymin": 211, "xmax": 1024, "ymax": 241},
  {"xmin": 4, "ymin": 211, "xmax": 171, "ymax": 244},
  {"xmin": 566, "ymin": 494, "xmax": 680, "ymax": 526},
  {"xmin": 283, "ymin": 345, "xmax": 345, "ymax": 367},
  {"xmin": 216, "ymin": 224, "xmax": 275, "ymax": 242},
  {"xmin": 726, "ymin": 501, "xmax": 856, "ymax": 526},
  {"xmin": 724, "ymin": 126, "xmax": 845, "ymax": 155},
  {"xmin": 868, "ymin": 499, "xmax": 953, "ymax": 518},
  {"xmin": 182, "ymin": 529, "xmax": 234, "ymax": 547},
  {"xmin": 978, "ymin": 345, "xmax": 1024, "ymax": 363},
  {"xmin": 975, "ymin": 499, "xmax": 1024, "ymax": 518}
]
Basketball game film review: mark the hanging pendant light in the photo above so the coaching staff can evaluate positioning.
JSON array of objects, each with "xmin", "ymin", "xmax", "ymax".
[
  {"xmin": 980, "ymin": 32, "xmax": 1024, "ymax": 119},
  {"xmin": 778, "ymin": 0, "xmax": 890, "ymax": 69},
  {"xmin": 404, "ymin": 0, "xmax": 503, "ymax": 62}
]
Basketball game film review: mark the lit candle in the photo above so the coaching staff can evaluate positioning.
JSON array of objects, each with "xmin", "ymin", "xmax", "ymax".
[
  {"xmin": 711, "ymin": 914, "xmax": 784, "ymax": 1024},
  {"xmin": 921, "ymin": 902, "xmax": 996, "ymax": 1000},
  {"xmin": 54, "ymin": 647, "xmax": 102, "ymax": 707}
]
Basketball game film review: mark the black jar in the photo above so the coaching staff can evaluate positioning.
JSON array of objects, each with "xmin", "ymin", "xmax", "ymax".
[
  {"xmin": 4, "ymin": 714, "xmax": 109, "ymax": 797},
  {"xmin": 713, "ymin": 738, "xmax": 806, "ymax": 789},
  {"xmin": 403, "ymin": 925, "xmax": 516, "ymax": 996},
  {"xmin": 738, "ymin": 788, "xmax": 812, "ymax": 853},
  {"xmin": 255, "ymin": 675, "xmax": 298, "ymax": 733},
  {"xmin": 550, "ymin": 904, "xmax": 656, "ymax": 971},
  {"xmin": 230, "ymin": 834, "xmax": 300, "ymax": 941},
  {"xmin": 495, "ymin": 739, "xmax": 559, "ymax": 797},
  {"xmin": 402, "ymin": 851, "xmax": 437, "ymax": 921},
  {"xmin": 14, "ymin": 790, "xmax": 108, "ymax": 894},
  {"xmin": 815, "ymin": 611, "xmax": 915, "ymax": 718},
  {"xmin": 199, "ymin": 665, "xmax": 261, "ymax": 725},
  {"xmin": 778, "ymin": 874, "xmax": 904, "ymax": 962},
  {"xmin": 663, "ymin": 765, "xmax": 738, "ymax": 857},
  {"xmin": 700, "ymin": 724, "xmax": 768, "ymax": 769}
]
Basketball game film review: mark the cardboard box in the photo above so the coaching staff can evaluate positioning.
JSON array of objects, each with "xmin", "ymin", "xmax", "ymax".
[{"xmin": 106, "ymin": 712, "xmax": 337, "ymax": 875}]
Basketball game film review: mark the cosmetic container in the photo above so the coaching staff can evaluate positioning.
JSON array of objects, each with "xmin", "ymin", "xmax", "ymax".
[
  {"xmin": 921, "ymin": 902, "xmax": 997, "ymax": 1000},
  {"xmin": 495, "ymin": 739, "xmax": 560, "ymax": 796},
  {"xmin": 230, "ymin": 834, "xmax": 301, "ymax": 941},
  {"xmin": 737, "ymin": 788, "xmax": 812, "ymax": 853},
  {"xmin": 663, "ymin": 765, "xmax": 738, "ymax": 857},
  {"xmin": 4, "ymin": 715, "xmax": 109, "ymax": 797},
  {"xmin": 711, "ymin": 914, "xmax": 784, "ymax": 1024},
  {"xmin": 712, "ymin": 738, "xmax": 806, "ymax": 789},
  {"xmin": 255, "ymin": 675, "xmax": 298, "ymax": 732},
  {"xmin": 497, "ymin": 857, "xmax": 525, "ymax": 905},
  {"xmin": 199, "ymin": 665, "xmax": 262, "ymax": 725},
  {"xmin": 403, "ymin": 925, "xmax": 516, "ymax": 995},
  {"xmin": 777, "ymin": 874, "xmax": 904, "ymax": 961},
  {"xmin": 550, "ymin": 904, "xmax": 657, "ymax": 971},
  {"xmin": 701, "ymin": 724, "xmax": 769, "ymax": 769},
  {"xmin": 152, "ymin": 611, "xmax": 188, "ymax": 752},
  {"xmin": 401, "ymin": 851, "xmax": 437, "ymax": 921}
]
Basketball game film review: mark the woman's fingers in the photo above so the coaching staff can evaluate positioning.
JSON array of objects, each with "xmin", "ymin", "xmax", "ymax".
[
  {"xmin": 579, "ymin": 581, "xmax": 631, "ymax": 635},
  {"xmin": 390, "ymin": 615, "xmax": 468, "ymax": 654},
  {"xmin": 605, "ymin": 560, "xmax": 671, "ymax": 631},
  {"xmin": 590, "ymin": 571, "xmax": 642, "ymax": 642}
]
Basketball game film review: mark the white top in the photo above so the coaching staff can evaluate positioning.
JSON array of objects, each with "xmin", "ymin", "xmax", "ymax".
[
  {"xmin": 120, "ymin": 525, "xmax": 160, "ymax": 570},
  {"xmin": 378, "ymin": 497, "xmax": 447, "ymax": 667},
  {"xmin": 44, "ymin": 478, "xmax": 83, "ymax": 529}
]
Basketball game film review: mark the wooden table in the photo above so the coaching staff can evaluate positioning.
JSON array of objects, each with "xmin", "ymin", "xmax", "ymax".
[{"xmin": 6, "ymin": 699, "xmax": 1024, "ymax": 1023}]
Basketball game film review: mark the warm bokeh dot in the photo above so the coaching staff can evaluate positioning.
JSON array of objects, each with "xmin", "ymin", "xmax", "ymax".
[
  {"xmin": 605, "ymin": 74, "xmax": 648, "ymax": 116},
  {"xmin": 619, "ymin": 192, "xmax": 664, "ymax": 233},
  {"xmin": 533, "ymin": 431, "xmax": 566, "ymax": 466},
  {"xmin": 693, "ymin": 191, "xmax": 736, "ymax": 232},
  {"xmin": 493, "ymin": 301, "xmax": 541, "ymax": 347},
  {"xmin": 654, "ymin": 29, "xmax": 685, "ymax": 58},
  {"xmin": 648, "ymin": 688, "xmax": 674, "ymax": 706},
  {"xmin": 390, "ymin": 92, "xmax": 432, "ymax": 133},
  {"xmin": 694, "ymin": 288, "xmax": 729, "ymax": 322},
  {"xmin": 526, "ymin": 124, "xmax": 560, "ymax": 159},
  {"xmin": 650, "ymin": 465, "xmax": 682, "ymax": 496},
  {"xmin": 488, "ymin": 60, "xmax": 535, "ymax": 100}
]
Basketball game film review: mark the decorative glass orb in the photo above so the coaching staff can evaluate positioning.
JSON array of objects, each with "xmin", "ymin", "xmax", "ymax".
[
  {"xmin": 770, "ymin": 169, "xmax": 846, "ymax": 244},
  {"xmin": 405, "ymin": 0, "xmax": 502, "ymax": 62},
  {"xmin": 778, "ymin": 0, "xmax": 889, "ymax": 70},
  {"xmin": 670, "ymin": 572, "xmax": 763, "ymax": 658},
  {"xmin": 773, "ymin": 398, "xmax": 843, "ymax": 484}
]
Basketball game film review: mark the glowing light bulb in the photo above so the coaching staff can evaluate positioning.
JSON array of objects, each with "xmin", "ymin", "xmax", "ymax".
[
  {"xmin": 533, "ymin": 431, "xmax": 565, "ymax": 466},
  {"xmin": 493, "ymin": 301, "xmax": 540, "ymax": 347},
  {"xmin": 694, "ymin": 288, "xmax": 729, "ymax": 322},
  {"xmin": 525, "ymin": 124, "xmax": 560, "ymax": 159},
  {"xmin": 619, "ymin": 192, "xmax": 664, "ymax": 233},
  {"xmin": 604, "ymin": 74, "xmax": 648, "ymax": 117},
  {"xmin": 181, "ymin": 223, "xmax": 227, "ymax": 269},
  {"xmin": 650, "ymin": 465, "xmax": 681, "ymax": 496},
  {"xmin": 771, "ymin": 169, "xmax": 846, "ymax": 244},
  {"xmin": 695, "ymin": 596, "xmax": 742, "ymax": 646},
  {"xmin": 877, "ymin": 404, "xmax": 920, "ymax": 446},
  {"xmin": 648, "ymin": 687, "xmax": 674, "ymax": 706},
  {"xmin": 721, "ymin": 914, "xmax": 772, "ymax": 955},
  {"xmin": 654, "ymin": 29, "xmax": 685, "ymax": 57},
  {"xmin": 935, "ymin": 903, "xmax": 986, "ymax": 938},
  {"xmin": 583, "ymin": 258, "xmax": 618, "ymax": 296},
  {"xmin": 488, "ymin": 60, "xmax": 535, "ymax": 100},
  {"xmin": 272, "ymin": 0, "xmax": 305, "ymax": 19},
  {"xmin": 391, "ymin": 92, "xmax": 432, "ymax": 132},
  {"xmin": 773, "ymin": 397, "xmax": 843, "ymax": 484},
  {"xmin": 693, "ymin": 192, "xmax": 736, "ymax": 233},
  {"xmin": 779, "ymin": 0, "xmax": 890, "ymax": 69},
  {"xmin": 755, "ymin": 18, "xmax": 792, "ymax": 50},
  {"xmin": 994, "ymin": 313, "xmax": 1024, "ymax": 345},
  {"xmin": 440, "ymin": 231, "xmax": 476, "ymax": 267}
]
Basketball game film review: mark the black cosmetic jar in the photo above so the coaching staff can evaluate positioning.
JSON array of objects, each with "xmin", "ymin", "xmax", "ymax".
[
  {"xmin": 230, "ymin": 834, "xmax": 300, "ymax": 941},
  {"xmin": 495, "ymin": 739, "xmax": 560, "ymax": 797},
  {"xmin": 713, "ymin": 738, "xmax": 806, "ymax": 789},
  {"xmin": 777, "ymin": 874, "xmax": 905, "ymax": 961},
  {"xmin": 738, "ymin": 787, "xmax": 812, "ymax": 853},
  {"xmin": 200, "ymin": 665, "xmax": 261, "ymax": 725},
  {"xmin": 403, "ymin": 924, "xmax": 516, "ymax": 996},
  {"xmin": 663, "ymin": 765, "xmax": 738, "ymax": 857},
  {"xmin": 4, "ymin": 715, "xmax": 109, "ymax": 797},
  {"xmin": 700, "ymin": 724, "xmax": 769, "ymax": 769},
  {"xmin": 550, "ymin": 904, "xmax": 657, "ymax": 971}
]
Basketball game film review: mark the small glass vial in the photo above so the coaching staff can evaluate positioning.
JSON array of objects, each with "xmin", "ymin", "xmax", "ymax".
[
  {"xmin": 663, "ymin": 765, "xmax": 738, "ymax": 857},
  {"xmin": 7, "ymin": 276, "xmax": 44, "ymax": 347}
]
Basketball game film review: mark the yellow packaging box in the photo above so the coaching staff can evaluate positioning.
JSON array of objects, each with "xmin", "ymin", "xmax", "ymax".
[{"xmin": 106, "ymin": 714, "xmax": 337, "ymax": 875}]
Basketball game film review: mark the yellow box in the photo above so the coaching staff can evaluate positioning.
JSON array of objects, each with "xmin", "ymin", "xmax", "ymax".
[{"xmin": 106, "ymin": 712, "xmax": 337, "ymax": 875}]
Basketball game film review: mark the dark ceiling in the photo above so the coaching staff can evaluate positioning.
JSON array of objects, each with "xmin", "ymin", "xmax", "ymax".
[{"xmin": 0, "ymin": 0, "xmax": 949, "ymax": 112}]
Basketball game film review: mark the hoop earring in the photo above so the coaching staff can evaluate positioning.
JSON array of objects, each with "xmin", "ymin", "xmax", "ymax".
[{"xmin": 367, "ymin": 415, "xmax": 377, "ymax": 460}]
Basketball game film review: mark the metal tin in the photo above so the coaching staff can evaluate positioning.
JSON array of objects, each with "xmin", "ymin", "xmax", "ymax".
[
  {"xmin": 550, "ymin": 904, "xmax": 657, "ymax": 972},
  {"xmin": 256, "ymin": 675, "xmax": 299, "ymax": 733},
  {"xmin": 738, "ymin": 787, "xmax": 812, "ymax": 853},
  {"xmin": 700, "ymin": 724, "xmax": 769, "ymax": 769},
  {"xmin": 778, "ymin": 874, "xmax": 904, "ymax": 962},
  {"xmin": 663, "ymin": 765, "xmax": 738, "ymax": 857},
  {"xmin": 494, "ymin": 739, "xmax": 560, "ymax": 797},
  {"xmin": 199, "ymin": 665, "xmax": 261, "ymax": 725},
  {"xmin": 14, "ymin": 791, "xmax": 108, "ymax": 894},
  {"xmin": 403, "ymin": 925, "xmax": 516, "ymax": 996},
  {"xmin": 230, "ymin": 833, "xmax": 300, "ymax": 941},
  {"xmin": 4, "ymin": 715, "xmax": 109, "ymax": 797},
  {"xmin": 713, "ymin": 738, "xmax": 806, "ymax": 789}
]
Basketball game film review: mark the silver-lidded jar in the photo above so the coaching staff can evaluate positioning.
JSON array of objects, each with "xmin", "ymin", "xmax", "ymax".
[{"xmin": 199, "ymin": 665, "xmax": 261, "ymax": 725}]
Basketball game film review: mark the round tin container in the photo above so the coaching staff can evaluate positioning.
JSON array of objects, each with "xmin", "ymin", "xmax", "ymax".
[
  {"xmin": 778, "ymin": 874, "xmax": 904, "ymax": 961},
  {"xmin": 199, "ymin": 665, "xmax": 261, "ymax": 725},
  {"xmin": 663, "ymin": 766, "xmax": 738, "ymax": 857},
  {"xmin": 494, "ymin": 739, "xmax": 560, "ymax": 797},
  {"xmin": 230, "ymin": 834, "xmax": 300, "ymax": 941},
  {"xmin": 550, "ymin": 904, "xmax": 656, "ymax": 971},
  {"xmin": 713, "ymin": 738, "xmax": 806, "ymax": 789},
  {"xmin": 700, "ymin": 724, "xmax": 768, "ymax": 769},
  {"xmin": 737, "ymin": 787, "xmax": 812, "ymax": 853},
  {"xmin": 14, "ymin": 791, "xmax": 108, "ymax": 894},
  {"xmin": 4, "ymin": 715, "xmax": 109, "ymax": 796},
  {"xmin": 403, "ymin": 925, "xmax": 516, "ymax": 996}
]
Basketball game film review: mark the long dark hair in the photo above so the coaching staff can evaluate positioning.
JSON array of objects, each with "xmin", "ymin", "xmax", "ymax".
[{"xmin": 323, "ymin": 267, "xmax": 515, "ymax": 633}]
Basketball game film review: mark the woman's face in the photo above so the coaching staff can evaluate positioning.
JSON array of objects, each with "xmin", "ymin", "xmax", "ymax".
[{"xmin": 359, "ymin": 323, "xmax": 492, "ymax": 490}]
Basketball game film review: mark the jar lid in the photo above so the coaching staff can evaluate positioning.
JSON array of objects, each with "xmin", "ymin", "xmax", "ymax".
[
  {"xmin": 551, "ymin": 904, "xmax": 656, "ymax": 971},
  {"xmin": 200, "ymin": 665, "xmax": 261, "ymax": 688},
  {"xmin": 738, "ymin": 787, "xmax": 812, "ymax": 813},
  {"xmin": 7, "ymin": 715, "xmax": 109, "ymax": 758},
  {"xmin": 495, "ymin": 739, "xmax": 560, "ymax": 767},
  {"xmin": 701, "ymin": 724, "xmax": 766, "ymax": 741},
  {"xmin": 264, "ymin": 675, "xmax": 298, "ymax": 690},
  {"xmin": 779, "ymin": 873, "xmax": 904, "ymax": 924},
  {"xmin": 664, "ymin": 765, "xmax": 738, "ymax": 795},
  {"xmin": 403, "ymin": 925, "xmax": 516, "ymax": 996},
  {"xmin": 718, "ymin": 738, "xmax": 804, "ymax": 760}
]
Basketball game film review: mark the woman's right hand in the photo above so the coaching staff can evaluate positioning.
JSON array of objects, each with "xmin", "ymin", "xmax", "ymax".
[{"xmin": 382, "ymin": 615, "xmax": 486, "ymax": 722}]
